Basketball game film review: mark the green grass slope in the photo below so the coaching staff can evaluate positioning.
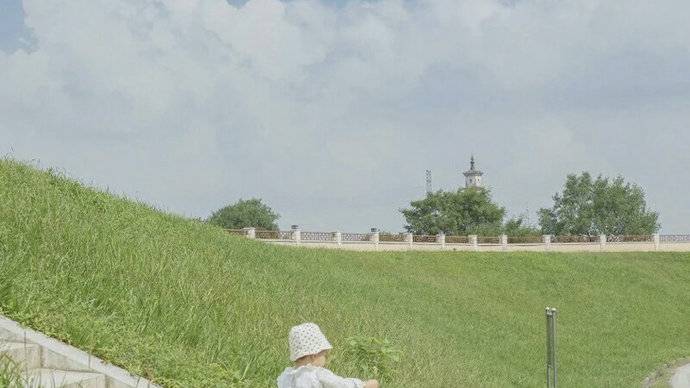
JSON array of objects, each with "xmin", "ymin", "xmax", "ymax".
[{"xmin": 1, "ymin": 159, "xmax": 689, "ymax": 387}]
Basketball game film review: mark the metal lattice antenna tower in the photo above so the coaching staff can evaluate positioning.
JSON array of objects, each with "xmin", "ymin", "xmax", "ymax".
[{"xmin": 425, "ymin": 170, "xmax": 432, "ymax": 194}]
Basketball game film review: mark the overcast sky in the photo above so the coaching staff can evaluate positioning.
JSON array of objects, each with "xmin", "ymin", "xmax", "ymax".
[{"xmin": 1, "ymin": 0, "xmax": 689, "ymax": 233}]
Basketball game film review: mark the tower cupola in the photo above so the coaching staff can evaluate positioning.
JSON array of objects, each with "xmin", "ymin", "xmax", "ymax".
[{"xmin": 463, "ymin": 155, "xmax": 483, "ymax": 189}]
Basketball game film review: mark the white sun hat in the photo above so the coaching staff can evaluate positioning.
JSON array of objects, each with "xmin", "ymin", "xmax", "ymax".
[{"xmin": 288, "ymin": 322, "xmax": 333, "ymax": 361}]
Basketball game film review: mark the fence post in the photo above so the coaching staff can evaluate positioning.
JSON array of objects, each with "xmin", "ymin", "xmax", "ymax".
[
  {"xmin": 501, "ymin": 234, "xmax": 508, "ymax": 251},
  {"xmin": 653, "ymin": 233, "xmax": 660, "ymax": 251},
  {"xmin": 244, "ymin": 227, "xmax": 256, "ymax": 239},
  {"xmin": 599, "ymin": 234, "xmax": 607, "ymax": 250},
  {"xmin": 545, "ymin": 307, "xmax": 558, "ymax": 388},
  {"xmin": 469, "ymin": 235, "xmax": 478, "ymax": 250},
  {"xmin": 334, "ymin": 231, "xmax": 342, "ymax": 246},
  {"xmin": 543, "ymin": 234, "xmax": 552, "ymax": 251},
  {"xmin": 371, "ymin": 228, "xmax": 380, "ymax": 246},
  {"xmin": 437, "ymin": 232, "xmax": 446, "ymax": 249},
  {"xmin": 405, "ymin": 232, "xmax": 414, "ymax": 247},
  {"xmin": 291, "ymin": 225, "xmax": 301, "ymax": 244}
]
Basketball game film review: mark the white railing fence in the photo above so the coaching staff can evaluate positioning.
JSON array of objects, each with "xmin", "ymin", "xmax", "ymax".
[{"xmin": 225, "ymin": 227, "xmax": 690, "ymax": 250}]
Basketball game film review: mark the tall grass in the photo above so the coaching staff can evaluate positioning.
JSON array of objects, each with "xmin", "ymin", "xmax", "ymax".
[
  {"xmin": 0, "ymin": 353, "xmax": 28, "ymax": 387},
  {"xmin": 0, "ymin": 159, "xmax": 689, "ymax": 387}
]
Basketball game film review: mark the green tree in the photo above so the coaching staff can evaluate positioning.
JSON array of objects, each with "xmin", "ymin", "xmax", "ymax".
[
  {"xmin": 538, "ymin": 172, "xmax": 659, "ymax": 235},
  {"xmin": 207, "ymin": 198, "xmax": 279, "ymax": 230},
  {"xmin": 401, "ymin": 188, "xmax": 505, "ymax": 235},
  {"xmin": 503, "ymin": 216, "xmax": 541, "ymax": 237}
]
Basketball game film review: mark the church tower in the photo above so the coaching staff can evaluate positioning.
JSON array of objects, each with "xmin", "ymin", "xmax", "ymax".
[{"xmin": 463, "ymin": 155, "xmax": 483, "ymax": 189}]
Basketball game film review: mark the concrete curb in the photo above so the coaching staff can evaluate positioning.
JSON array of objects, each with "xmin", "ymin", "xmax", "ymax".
[
  {"xmin": 0, "ymin": 314, "xmax": 161, "ymax": 388},
  {"xmin": 671, "ymin": 363, "xmax": 690, "ymax": 388}
]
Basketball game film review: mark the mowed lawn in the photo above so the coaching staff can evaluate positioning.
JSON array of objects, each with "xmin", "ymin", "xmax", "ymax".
[{"xmin": 1, "ymin": 159, "xmax": 689, "ymax": 387}]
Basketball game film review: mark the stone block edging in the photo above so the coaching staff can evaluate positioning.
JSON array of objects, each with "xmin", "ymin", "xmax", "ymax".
[{"xmin": 0, "ymin": 314, "xmax": 161, "ymax": 388}]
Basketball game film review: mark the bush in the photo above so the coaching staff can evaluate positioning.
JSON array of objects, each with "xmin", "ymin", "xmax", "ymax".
[
  {"xmin": 342, "ymin": 336, "xmax": 401, "ymax": 383},
  {"xmin": 207, "ymin": 198, "xmax": 279, "ymax": 230}
]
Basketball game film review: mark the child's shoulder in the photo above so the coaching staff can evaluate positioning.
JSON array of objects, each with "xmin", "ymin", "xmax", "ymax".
[
  {"xmin": 277, "ymin": 365, "xmax": 322, "ymax": 378},
  {"xmin": 277, "ymin": 365, "xmax": 335, "ymax": 377},
  {"xmin": 277, "ymin": 365, "xmax": 323, "ymax": 387}
]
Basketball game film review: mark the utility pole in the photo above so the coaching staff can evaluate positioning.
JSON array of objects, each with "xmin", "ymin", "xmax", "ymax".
[{"xmin": 546, "ymin": 307, "xmax": 558, "ymax": 388}]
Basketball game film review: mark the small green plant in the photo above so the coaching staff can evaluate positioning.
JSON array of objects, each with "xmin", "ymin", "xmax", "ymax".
[
  {"xmin": 0, "ymin": 353, "xmax": 27, "ymax": 387},
  {"xmin": 155, "ymin": 363, "xmax": 253, "ymax": 388},
  {"xmin": 342, "ymin": 336, "xmax": 401, "ymax": 383}
]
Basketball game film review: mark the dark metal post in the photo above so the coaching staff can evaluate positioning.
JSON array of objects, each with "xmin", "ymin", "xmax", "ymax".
[{"xmin": 546, "ymin": 307, "xmax": 558, "ymax": 388}]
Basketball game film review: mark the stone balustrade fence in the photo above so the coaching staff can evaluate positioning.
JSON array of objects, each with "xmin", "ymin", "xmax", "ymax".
[{"xmin": 223, "ymin": 227, "xmax": 690, "ymax": 252}]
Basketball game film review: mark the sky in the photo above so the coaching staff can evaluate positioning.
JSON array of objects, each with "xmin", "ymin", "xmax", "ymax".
[{"xmin": 1, "ymin": 0, "xmax": 689, "ymax": 233}]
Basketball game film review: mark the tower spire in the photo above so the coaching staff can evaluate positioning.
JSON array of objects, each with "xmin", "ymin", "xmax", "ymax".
[{"xmin": 463, "ymin": 155, "xmax": 483, "ymax": 189}]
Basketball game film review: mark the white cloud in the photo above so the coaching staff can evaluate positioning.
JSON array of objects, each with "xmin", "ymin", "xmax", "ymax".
[{"xmin": 1, "ymin": 0, "xmax": 689, "ymax": 232}]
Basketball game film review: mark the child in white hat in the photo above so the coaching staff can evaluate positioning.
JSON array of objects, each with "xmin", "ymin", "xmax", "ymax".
[{"xmin": 276, "ymin": 322, "xmax": 380, "ymax": 388}]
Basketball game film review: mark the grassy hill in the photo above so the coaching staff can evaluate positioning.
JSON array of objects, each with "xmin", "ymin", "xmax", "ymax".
[{"xmin": 1, "ymin": 159, "xmax": 689, "ymax": 387}]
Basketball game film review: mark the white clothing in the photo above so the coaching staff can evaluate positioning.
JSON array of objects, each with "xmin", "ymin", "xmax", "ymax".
[{"xmin": 276, "ymin": 365, "xmax": 364, "ymax": 388}]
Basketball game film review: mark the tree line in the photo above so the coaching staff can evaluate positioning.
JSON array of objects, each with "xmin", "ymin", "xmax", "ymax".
[{"xmin": 208, "ymin": 172, "xmax": 660, "ymax": 236}]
